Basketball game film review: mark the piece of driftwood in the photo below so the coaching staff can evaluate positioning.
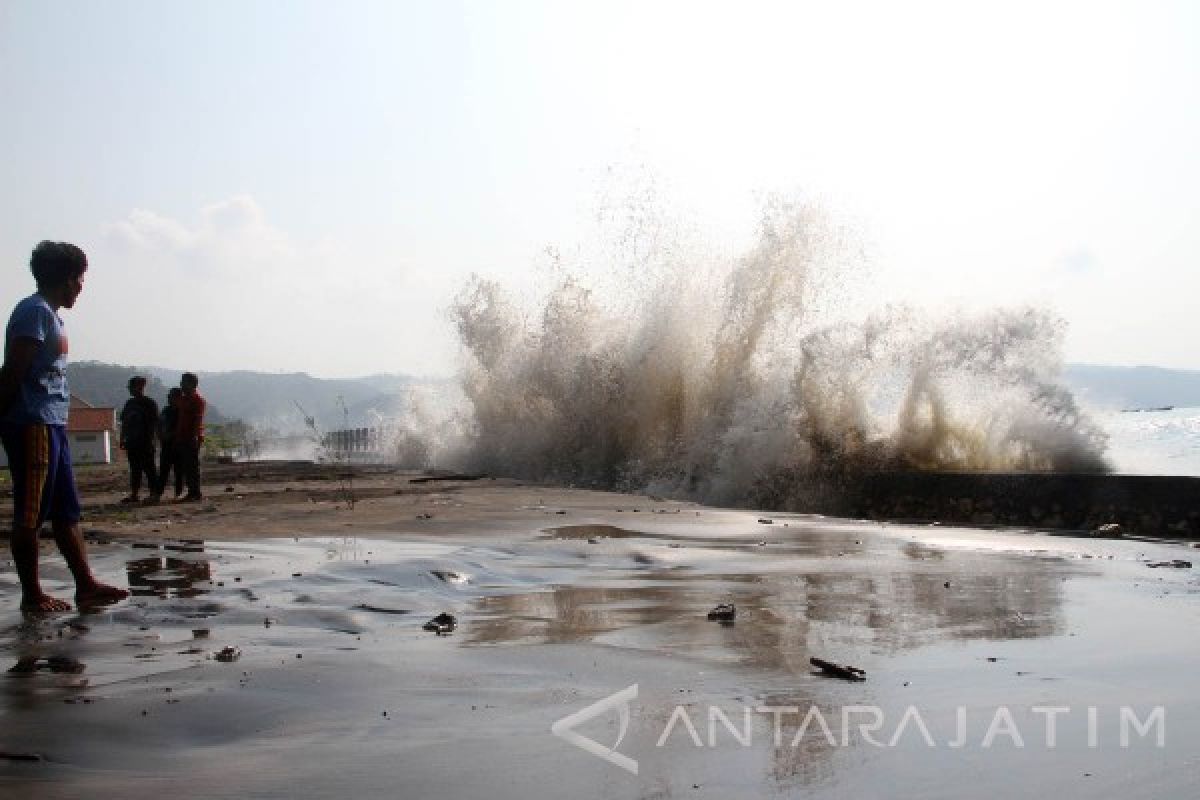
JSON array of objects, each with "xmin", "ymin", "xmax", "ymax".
[
  {"xmin": 810, "ymin": 657, "xmax": 866, "ymax": 682},
  {"xmin": 0, "ymin": 752, "xmax": 43, "ymax": 762},
  {"xmin": 1146, "ymin": 559, "xmax": 1192, "ymax": 569},
  {"xmin": 409, "ymin": 474, "xmax": 488, "ymax": 484}
]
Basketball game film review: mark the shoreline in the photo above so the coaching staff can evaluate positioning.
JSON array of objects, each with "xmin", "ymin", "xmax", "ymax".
[{"xmin": 38, "ymin": 461, "xmax": 1200, "ymax": 543}]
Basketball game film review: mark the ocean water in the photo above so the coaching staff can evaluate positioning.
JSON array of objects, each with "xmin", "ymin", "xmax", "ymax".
[{"xmin": 1098, "ymin": 406, "xmax": 1200, "ymax": 476}]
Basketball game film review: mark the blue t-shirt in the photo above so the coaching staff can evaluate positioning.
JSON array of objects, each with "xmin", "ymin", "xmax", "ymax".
[{"xmin": 4, "ymin": 293, "xmax": 70, "ymax": 426}]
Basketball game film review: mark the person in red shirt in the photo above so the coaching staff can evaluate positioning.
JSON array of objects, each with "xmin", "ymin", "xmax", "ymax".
[{"xmin": 175, "ymin": 372, "xmax": 206, "ymax": 501}]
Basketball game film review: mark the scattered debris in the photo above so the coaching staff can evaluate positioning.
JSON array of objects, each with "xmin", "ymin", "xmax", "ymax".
[
  {"xmin": 706, "ymin": 603, "xmax": 736, "ymax": 621},
  {"xmin": 416, "ymin": 513, "xmax": 434, "ymax": 520},
  {"xmin": 810, "ymin": 657, "xmax": 866, "ymax": 682},
  {"xmin": 757, "ymin": 518, "xmax": 773, "ymax": 525},
  {"xmin": 1146, "ymin": 559, "xmax": 1192, "ymax": 569},
  {"xmin": 423, "ymin": 612, "xmax": 457, "ymax": 635},
  {"xmin": 214, "ymin": 646, "xmax": 241, "ymax": 663}
]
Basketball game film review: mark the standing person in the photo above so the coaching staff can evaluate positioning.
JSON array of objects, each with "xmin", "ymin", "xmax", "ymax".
[
  {"xmin": 157, "ymin": 387, "xmax": 183, "ymax": 499},
  {"xmin": 0, "ymin": 241, "xmax": 129, "ymax": 611},
  {"xmin": 176, "ymin": 372, "xmax": 206, "ymax": 502},
  {"xmin": 118, "ymin": 375, "xmax": 159, "ymax": 503}
]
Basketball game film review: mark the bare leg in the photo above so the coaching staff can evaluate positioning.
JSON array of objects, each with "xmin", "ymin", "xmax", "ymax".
[
  {"xmin": 50, "ymin": 519, "xmax": 128, "ymax": 608},
  {"xmin": 10, "ymin": 525, "xmax": 71, "ymax": 612}
]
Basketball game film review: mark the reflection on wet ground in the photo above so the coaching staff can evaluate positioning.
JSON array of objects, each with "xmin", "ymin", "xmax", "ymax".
[
  {"xmin": 471, "ymin": 526, "xmax": 1069, "ymax": 673},
  {"xmin": 1, "ymin": 517, "xmax": 1198, "ymax": 798},
  {"xmin": 0, "ymin": 520, "xmax": 1153, "ymax": 701},
  {"xmin": 126, "ymin": 552, "xmax": 213, "ymax": 599},
  {"xmin": 0, "ymin": 523, "xmax": 1180, "ymax": 692}
]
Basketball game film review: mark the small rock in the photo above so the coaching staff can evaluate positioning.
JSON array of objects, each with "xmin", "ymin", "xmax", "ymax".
[
  {"xmin": 423, "ymin": 612, "xmax": 457, "ymax": 635},
  {"xmin": 757, "ymin": 518, "xmax": 773, "ymax": 525},
  {"xmin": 706, "ymin": 603, "xmax": 736, "ymax": 621},
  {"xmin": 214, "ymin": 646, "xmax": 241, "ymax": 663}
]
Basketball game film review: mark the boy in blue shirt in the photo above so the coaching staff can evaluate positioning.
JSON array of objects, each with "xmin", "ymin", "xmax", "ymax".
[{"xmin": 0, "ymin": 241, "xmax": 129, "ymax": 612}]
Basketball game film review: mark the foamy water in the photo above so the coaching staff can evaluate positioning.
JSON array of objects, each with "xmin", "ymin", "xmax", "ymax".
[{"xmin": 444, "ymin": 198, "xmax": 1108, "ymax": 506}]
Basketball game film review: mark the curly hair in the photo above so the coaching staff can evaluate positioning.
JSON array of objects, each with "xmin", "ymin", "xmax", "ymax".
[{"xmin": 30, "ymin": 241, "xmax": 87, "ymax": 289}]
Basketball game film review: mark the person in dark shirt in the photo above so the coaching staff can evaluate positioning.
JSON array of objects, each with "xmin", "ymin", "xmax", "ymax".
[
  {"xmin": 158, "ymin": 387, "xmax": 183, "ymax": 499},
  {"xmin": 119, "ymin": 375, "xmax": 159, "ymax": 503}
]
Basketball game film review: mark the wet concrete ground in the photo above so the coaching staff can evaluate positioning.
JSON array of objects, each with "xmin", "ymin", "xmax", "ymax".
[{"xmin": 1, "ymin": 505, "xmax": 1198, "ymax": 799}]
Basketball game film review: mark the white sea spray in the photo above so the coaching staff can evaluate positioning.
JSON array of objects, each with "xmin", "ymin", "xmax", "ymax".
[{"xmin": 446, "ymin": 196, "xmax": 1108, "ymax": 506}]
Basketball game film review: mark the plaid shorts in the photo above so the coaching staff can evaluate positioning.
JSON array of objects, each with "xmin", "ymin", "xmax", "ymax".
[{"xmin": 1, "ymin": 423, "xmax": 81, "ymax": 529}]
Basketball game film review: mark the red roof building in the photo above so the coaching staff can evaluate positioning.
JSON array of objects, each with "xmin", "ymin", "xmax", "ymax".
[{"xmin": 66, "ymin": 394, "xmax": 117, "ymax": 465}]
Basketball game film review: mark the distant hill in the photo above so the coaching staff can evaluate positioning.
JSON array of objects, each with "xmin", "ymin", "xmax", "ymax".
[
  {"xmin": 67, "ymin": 361, "xmax": 442, "ymax": 431},
  {"xmin": 67, "ymin": 362, "xmax": 225, "ymax": 421},
  {"xmin": 70, "ymin": 360, "xmax": 1197, "ymax": 431},
  {"xmin": 1064, "ymin": 364, "xmax": 1200, "ymax": 410}
]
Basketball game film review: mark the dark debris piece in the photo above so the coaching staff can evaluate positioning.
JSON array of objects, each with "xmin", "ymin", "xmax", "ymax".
[
  {"xmin": 1146, "ymin": 559, "xmax": 1192, "ymax": 569},
  {"xmin": 423, "ymin": 612, "xmax": 457, "ymax": 635},
  {"xmin": 355, "ymin": 604, "xmax": 411, "ymax": 615},
  {"xmin": 214, "ymin": 646, "xmax": 241, "ymax": 663},
  {"xmin": 706, "ymin": 603, "xmax": 736, "ymax": 621},
  {"xmin": 810, "ymin": 656, "xmax": 866, "ymax": 682}
]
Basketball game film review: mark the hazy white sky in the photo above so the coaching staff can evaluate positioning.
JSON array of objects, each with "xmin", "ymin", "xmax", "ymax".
[{"xmin": 2, "ymin": 0, "xmax": 1197, "ymax": 378}]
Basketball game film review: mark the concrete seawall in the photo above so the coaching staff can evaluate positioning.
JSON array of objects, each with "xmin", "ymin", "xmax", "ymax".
[{"xmin": 774, "ymin": 472, "xmax": 1200, "ymax": 539}]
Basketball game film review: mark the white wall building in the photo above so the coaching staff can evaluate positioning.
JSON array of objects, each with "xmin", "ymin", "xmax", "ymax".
[{"xmin": 0, "ymin": 395, "xmax": 115, "ymax": 468}]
